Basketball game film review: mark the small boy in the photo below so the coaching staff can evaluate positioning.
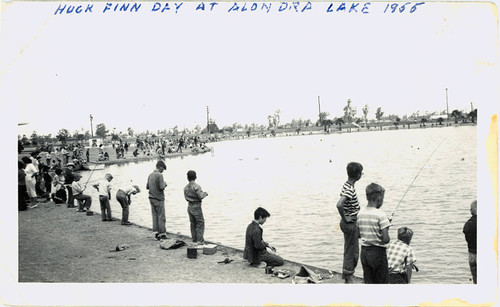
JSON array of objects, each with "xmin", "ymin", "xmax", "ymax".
[
  {"xmin": 93, "ymin": 173, "xmax": 113, "ymax": 221},
  {"xmin": 463, "ymin": 200, "xmax": 477, "ymax": 284},
  {"xmin": 72, "ymin": 173, "xmax": 92, "ymax": 212},
  {"xmin": 243, "ymin": 207, "xmax": 284, "ymax": 268},
  {"xmin": 357, "ymin": 182, "xmax": 391, "ymax": 284},
  {"xmin": 336, "ymin": 162, "xmax": 363, "ymax": 283},
  {"xmin": 387, "ymin": 227, "xmax": 417, "ymax": 283},
  {"xmin": 183, "ymin": 170, "xmax": 208, "ymax": 245}
]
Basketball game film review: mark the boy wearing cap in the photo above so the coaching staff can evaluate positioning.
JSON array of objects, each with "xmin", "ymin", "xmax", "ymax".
[
  {"xmin": 387, "ymin": 227, "xmax": 417, "ymax": 283},
  {"xmin": 72, "ymin": 173, "xmax": 92, "ymax": 212},
  {"xmin": 146, "ymin": 160, "xmax": 168, "ymax": 240},
  {"xmin": 183, "ymin": 170, "xmax": 208, "ymax": 245},
  {"xmin": 116, "ymin": 184, "xmax": 141, "ymax": 226},
  {"xmin": 93, "ymin": 173, "xmax": 114, "ymax": 221}
]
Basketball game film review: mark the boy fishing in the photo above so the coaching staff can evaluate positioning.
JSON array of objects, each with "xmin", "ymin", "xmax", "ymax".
[
  {"xmin": 183, "ymin": 170, "xmax": 208, "ymax": 245},
  {"xmin": 387, "ymin": 227, "xmax": 417, "ymax": 283},
  {"xmin": 336, "ymin": 162, "xmax": 363, "ymax": 283},
  {"xmin": 357, "ymin": 182, "xmax": 391, "ymax": 284},
  {"xmin": 463, "ymin": 200, "xmax": 477, "ymax": 284},
  {"xmin": 92, "ymin": 173, "xmax": 114, "ymax": 221}
]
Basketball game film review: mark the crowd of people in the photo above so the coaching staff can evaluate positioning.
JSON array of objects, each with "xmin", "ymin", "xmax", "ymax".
[{"xmin": 18, "ymin": 153, "xmax": 477, "ymax": 284}]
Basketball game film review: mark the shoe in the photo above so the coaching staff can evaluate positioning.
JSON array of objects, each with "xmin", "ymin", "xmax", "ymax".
[
  {"xmin": 157, "ymin": 234, "xmax": 168, "ymax": 240},
  {"xmin": 28, "ymin": 204, "xmax": 38, "ymax": 209},
  {"xmin": 251, "ymin": 262, "xmax": 267, "ymax": 268},
  {"xmin": 121, "ymin": 221, "xmax": 132, "ymax": 225},
  {"xmin": 77, "ymin": 209, "xmax": 86, "ymax": 212}
]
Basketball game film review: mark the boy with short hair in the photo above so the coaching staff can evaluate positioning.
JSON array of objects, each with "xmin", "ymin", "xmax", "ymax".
[
  {"xmin": 146, "ymin": 160, "xmax": 168, "ymax": 240},
  {"xmin": 357, "ymin": 182, "xmax": 391, "ymax": 284},
  {"xmin": 387, "ymin": 227, "xmax": 417, "ymax": 283},
  {"xmin": 93, "ymin": 173, "xmax": 114, "ymax": 221},
  {"xmin": 72, "ymin": 173, "xmax": 92, "ymax": 212},
  {"xmin": 243, "ymin": 207, "xmax": 284, "ymax": 268},
  {"xmin": 463, "ymin": 200, "xmax": 477, "ymax": 284},
  {"xmin": 183, "ymin": 170, "xmax": 208, "ymax": 245},
  {"xmin": 336, "ymin": 162, "xmax": 363, "ymax": 283}
]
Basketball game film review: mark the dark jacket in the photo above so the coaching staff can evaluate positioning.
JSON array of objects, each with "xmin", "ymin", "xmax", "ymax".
[
  {"xmin": 243, "ymin": 221, "xmax": 267, "ymax": 265},
  {"xmin": 463, "ymin": 215, "xmax": 477, "ymax": 254}
]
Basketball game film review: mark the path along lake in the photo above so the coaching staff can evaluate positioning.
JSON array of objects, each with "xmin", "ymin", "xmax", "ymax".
[{"xmin": 82, "ymin": 125, "xmax": 476, "ymax": 284}]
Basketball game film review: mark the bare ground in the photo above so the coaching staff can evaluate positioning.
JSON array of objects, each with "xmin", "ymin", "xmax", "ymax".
[{"xmin": 18, "ymin": 199, "xmax": 360, "ymax": 284}]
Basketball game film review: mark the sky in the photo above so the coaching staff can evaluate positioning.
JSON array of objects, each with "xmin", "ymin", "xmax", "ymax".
[{"xmin": 2, "ymin": 1, "xmax": 498, "ymax": 137}]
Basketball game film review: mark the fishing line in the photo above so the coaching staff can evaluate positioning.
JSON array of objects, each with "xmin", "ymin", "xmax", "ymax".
[
  {"xmin": 84, "ymin": 163, "xmax": 100, "ymax": 186},
  {"xmin": 390, "ymin": 137, "xmax": 446, "ymax": 220}
]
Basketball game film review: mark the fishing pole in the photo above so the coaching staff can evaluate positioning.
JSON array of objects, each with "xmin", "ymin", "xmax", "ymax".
[
  {"xmin": 390, "ymin": 137, "xmax": 446, "ymax": 220},
  {"xmin": 84, "ymin": 163, "xmax": 100, "ymax": 186}
]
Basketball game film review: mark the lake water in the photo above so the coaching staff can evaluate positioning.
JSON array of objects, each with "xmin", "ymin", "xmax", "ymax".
[{"xmin": 81, "ymin": 125, "xmax": 476, "ymax": 284}]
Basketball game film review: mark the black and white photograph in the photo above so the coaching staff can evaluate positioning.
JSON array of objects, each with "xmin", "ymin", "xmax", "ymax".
[{"xmin": 2, "ymin": 0, "xmax": 498, "ymax": 306}]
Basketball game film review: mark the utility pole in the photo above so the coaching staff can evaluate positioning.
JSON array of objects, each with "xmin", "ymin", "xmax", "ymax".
[
  {"xmin": 89, "ymin": 114, "xmax": 94, "ymax": 138},
  {"xmin": 206, "ymin": 106, "xmax": 210, "ymax": 134},
  {"xmin": 470, "ymin": 102, "xmax": 474, "ymax": 112},
  {"xmin": 445, "ymin": 88, "xmax": 449, "ymax": 122},
  {"xmin": 318, "ymin": 96, "xmax": 322, "ymax": 125}
]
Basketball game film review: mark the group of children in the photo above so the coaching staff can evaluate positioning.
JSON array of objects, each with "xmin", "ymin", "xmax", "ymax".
[
  {"xmin": 336, "ymin": 161, "xmax": 477, "ymax": 284},
  {"xmin": 336, "ymin": 161, "xmax": 418, "ymax": 284}
]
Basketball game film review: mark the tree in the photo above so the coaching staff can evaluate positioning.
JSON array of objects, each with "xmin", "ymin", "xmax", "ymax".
[
  {"xmin": 393, "ymin": 117, "xmax": 401, "ymax": 129},
  {"xmin": 95, "ymin": 123, "xmax": 108, "ymax": 139},
  {"xmin": 304, "ymin": 119, "xmax": 311, "ymax": 127},
  {"xmin": 362, "ymin": 104, "xmax": 369, "ymax": 127},
  {"xmin": 468, "ymin": 109, "xmax": 477, "ymax": 123},
  {"xmin": 317, "ymin": 112, "xmax": 330, "ymax": 126},
  {"xmin": 30, "ymin": 131, "xmax": 39, "ymax": 146},
  {"xmin": 274, "ymin": 109, "xmax": 281, "ymax": 127},
  {"xmin": 375, "ymin": 107, "xmax": 384, "ymax": 122},
  {"xmin": 450, "ymin": 110, "xmax": 463, "ymax": 124},
  {"xmin": 127, "ymin": 127, "xmax": 134, "ymax": 137},
  {"xmin": 56, "ymin": 128, "xmax": 70, "ymax": 144},
  {"xmin": 334, "ymin": 118, "xmax": 344, "ymax": 131},
  {"xmin": 437, "ymin": 117, "xmax": 444, "ymax": 125},
  {"xmin": 343, "ymin": 99, "xmax": 355, "ymax": 124}
]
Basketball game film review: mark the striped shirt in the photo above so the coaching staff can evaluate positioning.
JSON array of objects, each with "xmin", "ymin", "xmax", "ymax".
[
  {"xmin": 340, "ymin": 181, "xmax": 360, "ymax": 217},
  {"xmin": 357, "ymin": 207, "xmax": 391, "ymax": 247},
  {"xmin": 387, "ymin": 240, "xmax": 416, "ymax": 274}
]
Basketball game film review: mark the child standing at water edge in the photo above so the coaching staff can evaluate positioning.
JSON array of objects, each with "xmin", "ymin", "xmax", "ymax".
[
  {"xmin": 463, "ymin": 200, "xmax": 477, "ymax": 284},
  {"xmin": 116, "ymin": 184, "xmax": 141, "ymax": 226},
  {"xmin": 357, "ymin": 183, "xmax": 391, "ymax": 284},
  {"xmin": 387, "ymin": 227, "xmax": 417, "ymax": 283},
  {"xmin": 146, "ymin": 160, "xmax": 168, "ymax": 240},
  {"xmin": 336, "ymin": 162, "xmax": 363, "ymax": 283},
  {"xmin": 183, "ymin": 170, "xmax": 208, "ymax": 245},
  {"xmin": 93, "ymin": 173, "xmax": 114, "ymax": 221}
]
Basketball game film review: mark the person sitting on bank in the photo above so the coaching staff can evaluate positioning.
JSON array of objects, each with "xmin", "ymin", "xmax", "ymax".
[
  {"xmin": 72, "ymin": 173, "xmax": 92, "ymax": 212},
  {"xmin": 387, "ymin": 227, "xmax": 417, "ymax": 284},
  {"xmin": 243, "ymin": 207, "xmax": 284, "ymax": 268}
]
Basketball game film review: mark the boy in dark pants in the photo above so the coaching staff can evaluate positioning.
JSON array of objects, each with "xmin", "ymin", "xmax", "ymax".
[
  {"xmin": 336, "ymin": 162, "xmax": 363, "ymax": 283},
  {"xmin": 463, "ymin": 200, "xmax": 477, "ymax": 284},
  {"xmin": 93, "ymin": 173, "xmax": 114, "ymax": 221},
  {"xmin": 183, "ymin": 170, "xmax": 208, "ymax": 245},
  {"xmin": 357, "ymin": 183, "xmax": 391, "ymax": 284},
  {"xmin": 243, "ymin": 207, "xmax": 284, "ymax": 268},
  {"xmin": 387, "ymin": 227, "xmax": 417, "ymax": 283}
]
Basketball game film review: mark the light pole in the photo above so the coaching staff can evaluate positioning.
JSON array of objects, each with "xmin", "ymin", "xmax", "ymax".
[
  {"xmin": 89, "ymin": 114, "xmax": 94, "ymax": 138},
  {"xmin": 206, "ymin": 106, "xmax": 210, "ymax": 134},
  {"xmin": 445, "ymin": 88, "xmax": 449, "ymax": 124}
]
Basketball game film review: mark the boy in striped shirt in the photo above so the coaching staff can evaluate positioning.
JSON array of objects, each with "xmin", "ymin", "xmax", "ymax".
[
  {"xmin": 357, "ymin": 182, "xmax": 391, "ymax": 283},
  {"xmin": 336, "ymin": 162, "xmax": 363, "ymax": 283}
]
